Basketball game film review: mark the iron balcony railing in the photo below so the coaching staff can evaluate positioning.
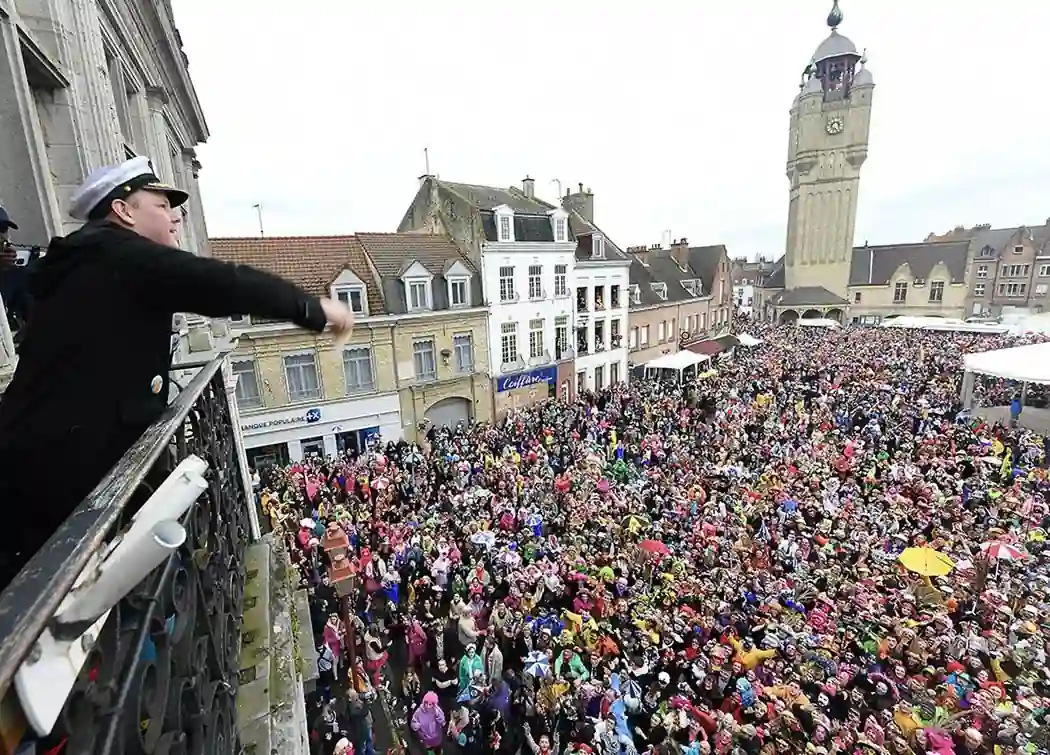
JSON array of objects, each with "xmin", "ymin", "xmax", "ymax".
[{"xmin": 0, "ymin": 355, "xmax": 250, "ymax": 754}]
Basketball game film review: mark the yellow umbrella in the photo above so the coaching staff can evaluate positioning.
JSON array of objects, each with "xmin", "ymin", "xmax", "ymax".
[{"xmin": 898, "ymin": 547, "xmax": 954, "ymax": 577}]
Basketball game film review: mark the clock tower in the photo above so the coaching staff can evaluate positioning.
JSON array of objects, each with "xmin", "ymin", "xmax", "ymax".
[{"xmin": 784, "ymin": 0, "xmax": 874, "ymax": 300}]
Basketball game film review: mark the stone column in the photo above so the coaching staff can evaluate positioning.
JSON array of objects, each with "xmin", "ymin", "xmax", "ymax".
[
  {"xmin": 222, "ymin": 356, "xmax": 262, "ymax": 540},
  {"xmin": 143, "ymin": 86, "xmax": 175, "ymax": 180},
  {"xmin": 182, "ymin": 149, "xmax": 210, "ymax": 257},
  {"xmin": 0, "ymin": 15, "xmax": 64, "ymax": 240},
  {"xmin": 49, "ymin": 0, "xmax": 124, "ymax": 169}
]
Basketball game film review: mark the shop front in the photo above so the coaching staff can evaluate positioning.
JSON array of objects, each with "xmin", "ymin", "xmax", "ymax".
[
  {"xmin": 493, "ymin": 365, "xmax": 558, "ymax": 417},
  {"xmin": 241, "ymin": 394, "xmax": 401, "ymax": 469}
]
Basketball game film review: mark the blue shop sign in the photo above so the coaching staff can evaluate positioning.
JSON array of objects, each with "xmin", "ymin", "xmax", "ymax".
[{"xmin": 497, "ymin": 365, "xmax": 558, "ymax": 393}]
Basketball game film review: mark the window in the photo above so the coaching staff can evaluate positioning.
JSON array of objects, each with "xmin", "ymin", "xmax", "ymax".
[
  {"xmin": 594, "ymin": 320, "xmax": 606, "ymax": 350},
  {"xmin": 658, "ymin": 321, "xmax": 666, "ymax": 341},
  {"xmin": 576, "ymin": 371, "xmax": 586, "ymax": 394},
  {"xmin": 893, "ymin": 282, "xmax": 907, "ymax": 303},
  {"xmin": 853, "ymin": 291, "xmax": 861, "ymax": 303},
  {"xmin": 528, "ymin": 264, "xmax": 543, "ymax": 300},
  {"xmin": 594, "ymin": 365, "xmax": 605, "ymax": 391},
  {"xmin": 528, "ymin": 318, "xmax": 545, "ymax": 359},
  {"xmin": 1039, "ymin": 264, "xmax": 1050, "ymax": 277},
  {"xmin": 499, "ymin": 215, "xmax": 512, "ymax": 242},
  {"xmin": 629, "ymin": 327, "xmax": 638, "ymax": 349},
  {"xmin": 448, "ymin": 277, "xmax": 469, "ymax": 307},
  {"xmin": 650, "ymin": 282, "xmax": 667, "ymax": 300},
  {"xmin": 592, "ymin": 235, "xmax": 605, "ymax": 259},
  {"xmin": 1036, "ymin": 284, "xmax": 1048, "ymax": 296},
  {"xmin": 554, "ymin": 217, "xmax": 567, "ymax": 242},
  {"xmin": 343, "ymin": 347, "xmax": 375, "ymax": 393},
  {"xmin": 976, "ymin": 265, "xmax": 989, "ymax": 279},
  {"xmin": 500, "ymin": 322, "xmax": 518, "ymax": 364},
  {"xmin": 407, "ymin": 279, "xmax": 430, "ymax": 310},
  {"xmin": 667, "ymin": 319, "xmax": 675, "ymax": 340},
  {"xmin": 335, "ymin": 286, "xmax": 367, "ymax": 315},
  {"xmin": 1002, "ymin": 264, "xmax": 1030, "ymax": 278},
  {"xmin": 284, "ymin": 353, "xmax": 321, "ymax": 401},
  {"xmin": 232, "ymin": 360, "xmax": 262, "ymax": 408},
  {"xmin": 610, "ymin": 361, "xmax": 620, "ymax": 385},
  {"xmin": 979, "ymin": 245, "xmax": 996, "ymax": 258},
  {"xmin": 928, "ymin": 281, "xmax": 944, "ymax": 303},
  {"xmin": 555, "ymin": 316, "xmax": 569, "ymax": 358},
  {"xmin": 974, "ymin": 283, "xmax": 985, "ymax": 297},
  {"xmin": 499, "ymin": 266, "xmax": 516, "ymax": 302},
  {"xmin": 611, "ymin": 318, "xmax": 621, "ymax": 347},
  {"xmin": 554, "ymin": 264, "xmax": 568, "ymax": 297},
  {"xmin": 412, "ymin": 339, "xmax": 437, "ymax": 380},
  {"xmin": 594, "ymin": 286, "xmax": 605, "ymax": 310},
  {"xmin": 630, "ymin": 284, "xmax": 641, "ymax": 305},
  {"xmin": 453, "ymin": 333, "xmax": 474, "ymax": 372},
  {"xmin": 997, "ymin": 282, "xmax": 1028, "ymax": 298},
  {"xmin": 611, "ymin": 285, "xmax": 621, "ymax": 308},
  {"xmin": 1013, "ymin": 245, "xmax": 1023, "ymax": 255},
  {"xmin": 640, "ymin": 325, "xmax": 650, "ymax": 345}
]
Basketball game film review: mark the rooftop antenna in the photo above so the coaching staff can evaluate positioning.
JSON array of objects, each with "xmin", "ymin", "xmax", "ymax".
[
  {"xmin": 424, "ymin": 147, "xmax": 431, "ymax": 175},
  {"xmin": 550, "ymin": 178, "xmax": 563, "ymax": 197},
  {"xmin": 251, "ymin": 203, "xmax": 264, "ymax": 237}
]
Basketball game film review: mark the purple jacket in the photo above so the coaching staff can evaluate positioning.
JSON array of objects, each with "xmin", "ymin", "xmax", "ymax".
[{"xmin": 411, "ymin": 702, "xmax": 445, "ymax": 747}]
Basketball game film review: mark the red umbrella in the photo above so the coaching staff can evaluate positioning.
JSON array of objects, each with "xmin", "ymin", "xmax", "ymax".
[
  {"xmin": 980, "ymin": 541, "xmax": 1025, "ymax": 561},
  {"xmin": 638, "ymin": 539, "xmax": 670, "ymax": 556}
]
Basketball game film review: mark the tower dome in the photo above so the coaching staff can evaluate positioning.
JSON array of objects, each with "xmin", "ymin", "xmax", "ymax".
[{"xmin": 811, "ymin": 31, "xmax": 858, "ymax": 66}]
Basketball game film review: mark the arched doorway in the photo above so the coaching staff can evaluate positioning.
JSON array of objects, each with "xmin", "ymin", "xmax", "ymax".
[
  {"xmin": 425, "ymin": 397, "xmax": 472, "ymax": 428},
  {"xmin": 801, "ymin": 309, "xmax": 822, "ymax": 320},
  {"xmin": 825, "ymin": 308, "xmax": 844, "ymax": 323},
  {"xmin": 778, "ymin": 309, "xmax": 799, "ymax": 325}
]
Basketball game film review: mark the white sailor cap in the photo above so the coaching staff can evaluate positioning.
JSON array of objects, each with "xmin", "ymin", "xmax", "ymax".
[{"xmin": 69, "ymin": 155, "xmax": 189, "ymax": 221}]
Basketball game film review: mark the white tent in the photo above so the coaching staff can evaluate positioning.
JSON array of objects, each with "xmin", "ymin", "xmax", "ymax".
[
  {"xmin": 737, "ymin": 333, "xmax": 762, "ymax": 347},
  {"xmin": 1008, "ymin": 312, "xmax": 1050, "ymax": 336},
  {"xmin": 963, "ymin": 342, "xmax": 1050, "ymax": 384},
  {"xmin": 643, "ymin": 350, "xmax": 711, "ymax": 379}
]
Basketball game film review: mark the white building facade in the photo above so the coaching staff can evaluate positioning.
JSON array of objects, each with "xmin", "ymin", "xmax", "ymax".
[
  {"xmin": 573, "ymin": 239, "xmax": 630, "ymax": 392},
  {"xmin": 481, "ymin": 203, "xmax": 580, "ymax": 413}
]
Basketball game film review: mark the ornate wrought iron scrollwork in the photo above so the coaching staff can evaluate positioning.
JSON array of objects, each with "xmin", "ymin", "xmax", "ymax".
[{"xmin": 27, "ymin": 359, "xmax": 251, "ymax": 755}]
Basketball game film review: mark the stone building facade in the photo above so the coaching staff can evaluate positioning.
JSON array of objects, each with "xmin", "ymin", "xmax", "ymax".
[
  {"xmin": 925, "ymin": 222, "xmax": 1050, "ymax": 317},
  {"xmin": 210, "ymin": 234, "xmax": 493, "ymax": 466},
  {"xmin": 1, "ymin": 0, "xmax": 209, "ymax": 250}
]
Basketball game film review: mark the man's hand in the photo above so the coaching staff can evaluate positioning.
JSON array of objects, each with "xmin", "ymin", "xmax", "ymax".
[
  {"xmin": 0, "ymin": 241, "xmax": 16, "ymax": 267},
  {"xmin": 320, "ymin": 298, "xmax": 355, "ymax": 347}
]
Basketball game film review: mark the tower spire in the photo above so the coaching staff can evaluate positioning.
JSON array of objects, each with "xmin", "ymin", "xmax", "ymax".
[{"xmin": 826, "ymin": 0, "xmax": 843, "ymax": 29}]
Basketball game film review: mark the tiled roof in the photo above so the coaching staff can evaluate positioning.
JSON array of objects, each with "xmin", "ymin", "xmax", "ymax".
[
  {"xmin": 774, "ymin": 286, "xmax": 848, "ymax": 306},
  {"xmin": 849, "ymin": 240, "xmax": 970, "ymax": 285},
  {"xmin": 356, "ymin": 232, "xmax": 475, "ymax": 278},
  {"xmin": 628, "ymin": 252, "xmax": 698, "ymax": 307},
  {"xmin": 209, "ymin": 235, "xmax": 385, "ymax": 313},
  {"xmin": 437, "ymin": 180, "xmax": 554, "ymax": 214}
]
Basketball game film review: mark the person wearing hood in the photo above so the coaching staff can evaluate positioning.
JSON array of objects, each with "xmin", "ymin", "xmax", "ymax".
[
  {"xmin": 410, "ymin": 691, "xmax": 446, "ymax": 753},
  {"xmin": 0, "ymin": 156, "xmax": 355, "ymax": 591}
]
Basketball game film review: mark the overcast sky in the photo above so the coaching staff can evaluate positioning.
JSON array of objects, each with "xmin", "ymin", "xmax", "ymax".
[{"xmin": 171, "ymin": 0, "xmax": 1050, "ymax": 260}]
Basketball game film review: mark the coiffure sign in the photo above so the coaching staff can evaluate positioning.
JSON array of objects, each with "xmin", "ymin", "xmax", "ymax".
[
  {"xmin": 496, "ymin": 366, "xmax": 557, "ymax": 393},
  {"xmin": 241, "ymin": 408, "xmax": 322, "ymax": 433}
]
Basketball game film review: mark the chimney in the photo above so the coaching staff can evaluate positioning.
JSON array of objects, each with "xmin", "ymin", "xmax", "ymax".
[
  {"xmin": 627, "ymin": 244, "xmax": 650, "ymax": 265},
  {"xmin": 671, "ymin": 237, "xmax": 689, "ymax": 268},
  {"xmin": 522, "ymin": 176, "xmax": 535, "ymax": 199},
  {"xmin": 562, "ymin": 182, "xmax": 595, "ymax": 223}
]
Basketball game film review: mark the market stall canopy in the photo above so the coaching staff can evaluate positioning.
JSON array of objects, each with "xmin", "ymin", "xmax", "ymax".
[
  {"xmin": 1008, "ymin": 311, "xmax": 1050, "ymax": 336},
  {"xmin": 644, "ymin": 351, "xmax": 711, "ymax": 371},
  {"xmin": 737, "ymin": 333, "xmax": 762, "ymax": 347},
  {"xmin": 963, "ymin": 342, "xmax": 1050, "ymax": 384}
]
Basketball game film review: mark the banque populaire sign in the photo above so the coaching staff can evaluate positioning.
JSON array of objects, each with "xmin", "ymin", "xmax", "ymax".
[{"xmin": 496, "ymin": 366, "xmax": 557, "ymax": 393}]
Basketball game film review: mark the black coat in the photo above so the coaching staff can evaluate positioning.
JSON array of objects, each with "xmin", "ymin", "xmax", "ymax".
[{"xmin": 0, "ymin": 222, "xmax": 327, "ymax": 581}]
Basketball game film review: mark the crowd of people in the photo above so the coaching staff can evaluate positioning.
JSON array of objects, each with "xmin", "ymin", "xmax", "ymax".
[{"xmin": 266, "ymin": 323, "xmax": 1049, "ymax": 755}]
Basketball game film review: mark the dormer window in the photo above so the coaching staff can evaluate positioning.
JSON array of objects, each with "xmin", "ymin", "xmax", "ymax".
[
  {"xmin": 448, "ymin": 276, "xmax": 469, "ymax": 307},
  {"xmin": 630, "ymin": 284, "xmax": 641, "ymax": 304},
  {"xmin": 494, "ymin": 204, "xmax": 515, "ymax": 242},
  {"xmin": 330, "ymin": 269, "xmax": 370, "ymax": 316},
  {"xmin": 334, "ymin": 285, "xmax": 368, "ymax": 315},
  {"xmin": 407, "ymin": 279, "xmax": 431, "ymax": 310},
  {"xmin": 592, "ymin": 235, "xmax": 605, "ymax": 259},
  {"xmin": 650, "ymin": 282, "xmax": 667, "ymax": 300},
  {"xmin": 555, "ymin": 217, "xmax": 567, "ymax": 242},
  {"xmin": 400, "ymin": 260, "xmax": 434, "ymax": 312}
]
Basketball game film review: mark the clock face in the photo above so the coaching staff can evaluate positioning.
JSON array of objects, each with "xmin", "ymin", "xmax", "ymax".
[{"xmin": 826, "ymin": 116, "xmax": 845, "ymax": 135}]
